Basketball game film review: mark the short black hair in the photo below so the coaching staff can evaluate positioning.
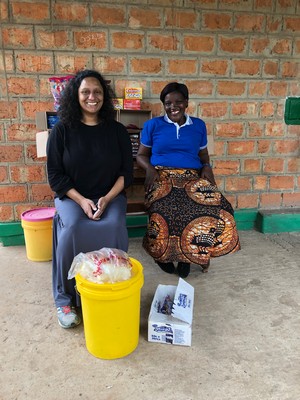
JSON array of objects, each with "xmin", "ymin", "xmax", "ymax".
[{"xmin": 160, "ymin": 82, "xmax": 189, "ymax": 103}]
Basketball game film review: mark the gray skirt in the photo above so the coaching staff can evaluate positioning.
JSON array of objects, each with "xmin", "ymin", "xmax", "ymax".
[{"xmin": 52, "ymin": 193, "xmax": 128, "ymax": 307}]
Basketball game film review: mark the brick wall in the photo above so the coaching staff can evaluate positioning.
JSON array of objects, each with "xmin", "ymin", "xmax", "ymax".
[{"xmin": 1, "ymin": 0, "xmax": 300, "ymax": 222}]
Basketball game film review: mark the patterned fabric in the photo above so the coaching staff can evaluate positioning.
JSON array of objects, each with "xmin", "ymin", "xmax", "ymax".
[{"xmin": 143, "ymin": 167, "xmax": 240, "ymax": 268}]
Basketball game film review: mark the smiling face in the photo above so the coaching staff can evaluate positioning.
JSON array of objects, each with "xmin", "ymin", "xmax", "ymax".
[
  {"xmin": 78, "ymin": 77, "xmax": 104, "ymax": 122},
  {"xmin": 163, "ymin": 91, "xmax": 188, "ymax": 126}
]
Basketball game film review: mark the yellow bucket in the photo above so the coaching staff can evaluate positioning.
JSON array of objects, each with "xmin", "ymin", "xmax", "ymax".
[
  {"xmin": 75, "ymin": 257, "xmax": 144, "ymax": 359},
  {"xmin": 21, "ymin": 207, "xmax": 56, "ymax": 262}
]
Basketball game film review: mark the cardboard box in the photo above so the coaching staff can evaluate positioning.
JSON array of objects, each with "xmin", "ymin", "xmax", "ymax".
[
  {"xmin": 125, "ymin": 87, "xmax": 143, "ymax": 99},
  {"xmin": 36, "ymin": 130, "xmax": 50, "ymax": 158},
  {"xmin": 123, "ymin": 99, "xmax": 141, "ymax": 110},
  {"xmin": 113, "ymin": 98, "xmax": 123, "ymax": 110},
  {"xmin": 148, "ymin": 278, "xmax": 194, "ymax": 346}
]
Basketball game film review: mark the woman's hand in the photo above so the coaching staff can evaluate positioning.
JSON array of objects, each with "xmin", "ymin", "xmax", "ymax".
[
  {"xmin": 200, "ymin": 165, "xmax": 216, "ymax": 186},
  {"xmin": 144, "ymin": 165, "xmax": 159, "ymax": 193},
  {"xmin": 92, "ymin": 196, "xmax": 108, "ymax": 220},
  {"xmin": 79, "ymin": 197, "xmax": 98, "ymax": 219}
]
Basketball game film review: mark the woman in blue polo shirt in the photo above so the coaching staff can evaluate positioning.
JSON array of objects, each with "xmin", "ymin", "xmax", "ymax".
[{"xmin": 136, "ymin": 82, "xmax": 240, "ymax": 278}]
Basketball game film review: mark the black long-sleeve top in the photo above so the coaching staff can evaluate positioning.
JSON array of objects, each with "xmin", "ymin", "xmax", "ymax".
[{"xmin": 46, "ymin": 120, "xmax": 134, "ymax": 200}]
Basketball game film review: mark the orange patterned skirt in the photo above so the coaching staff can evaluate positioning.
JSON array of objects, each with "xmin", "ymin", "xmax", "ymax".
[{"xmin": 143, "ymin": 168, "xmax": 240, "ymax": 268}]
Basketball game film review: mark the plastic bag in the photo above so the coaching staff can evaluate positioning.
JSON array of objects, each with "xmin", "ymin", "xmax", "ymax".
[
  {"xmin": 68, "ymin": 248, "xmax": 132, "ymax": 284},
  {"xmin": 49, "ymin": 75, "xmax": 74, "ymax": 111}
]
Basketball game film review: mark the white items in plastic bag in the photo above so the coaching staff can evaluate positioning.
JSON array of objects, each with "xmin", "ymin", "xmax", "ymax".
[{"xmin": 68, "ymin": 248, "xmax": 132, "ymax": 284}]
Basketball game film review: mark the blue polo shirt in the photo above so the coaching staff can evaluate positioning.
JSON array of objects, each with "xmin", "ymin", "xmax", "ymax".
[{"xmin": 140, "ymin": 114, "xmax": 208, "ymax": 169}]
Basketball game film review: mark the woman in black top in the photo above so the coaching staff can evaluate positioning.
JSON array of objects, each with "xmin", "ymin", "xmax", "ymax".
[{"xmin": 47, "ymin": 70, "xmax": 133, "ymax": 328}]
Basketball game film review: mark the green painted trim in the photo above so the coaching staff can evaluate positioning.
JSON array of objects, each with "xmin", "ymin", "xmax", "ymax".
[
  {"xmin": 256, "ymin": 209, "xmax": 300, "ymax": 233},
  {"xmin": 234, "ymin": 209, "xmax": 257, "ymax": 231},
  {"xmin": 0, "ymin": 222, "xmax": 25, "ymax": 247},
  {"xmin": 1, "ymin": 208, "xmax": 299, "ymax": 246}
]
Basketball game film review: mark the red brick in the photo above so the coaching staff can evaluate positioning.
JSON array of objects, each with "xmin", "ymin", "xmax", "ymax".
[
  {"xmin": 213, "ymin": 160, "xmax": 240, "ymax": 175},
  {"xmin": 74, "ymin": 31, "xmax": 107, "ymax": 50},
  {"xmin": 237, "ymin": 193, "xmax": 259, "ymax": 209},
  {"xmin": 219, "ymin": 0, "xmax": 252, "ymax": 10},
  {"xmin": 7, "ymin": 123, "xmax": 37, "ymax": 141},
  {"xmin": 216, "ymin": 123, "xmax": 244, "ymax": 138},
  {"xmin": 166, "ymin": 9, "xmax": 197, "ymax": 29},
  {"xmin": 0, "ymin": 1, "xmax": 8, "ymax": 20},
  {"xmin": 271, "ymin": 39, "xmax": 292, "ymax": 55},
  {"xmin": 2, "ymin": 27, "xmax": 34, "ymax": 48},
  {"xmin": 295, "ymin": 39, "xmax": 300, "ymax": 55},
  {"xmin": 217, "ymin": 81, "xmax": 246, "ymax": 96},
  {"xmin": 130, "ymin": 58, "xmax": 162, "ymax": 74},
  {"xmin": 0, "ymin": 166, "xmax": 8, "ymax": 183},
  {"xmin": 201, "ymin": 60, "xmax": 228, "ymax": 75},
  {"xmin": 184, "ymin": 36, "xmax": 214, "ymax": 52},
  {"xmin": 30, "ymin": 184, "xmax": 54, "ymax": 202},
  {"xmin": 282, "ymin": 62, "xmax": 300, "ymax": 78},
  {"xmin": 141, "ymin": 102, "xmax": 162, "ymax": 117},
  {"xmin": 261, "ymin": 102, "xmax": 275, "ymax": 117},
  {"xmin": 228, "ymin": 141, "xmax": 255, "ymax": 155},
  {"xmin": 274, "ymin": 140, "xmax": 299, "ymax": 154},
  {"xmin": 10, "ymin": 165, "xmax": 46, "ymax": 183},
  {"xmin": 260, "ymin": 193, "xmax": 282, "ymax": 208},
  {"xmin": 287, "ymin": 158, "xmax": 300, "ymax": 173},
  {"xmin": 263, "ymin": 61, "xmax": 278, "ymax": 76},
  {"xmin": 130, "ymin": 8, "xmax": 161, "ymax": 28},
  {"xmin": 112, "ymin": 32, "xmax": 144, "ymax": 50},
  {"xmin": 257, "ymin": 140, "xmax": 271, "ymax": 154},
  {"xmin": 250, "ymin": 38, "xmax": 269, "ymax": 54},
  {"xmin": 219, "ymin": 36, "xmax": 246, "ymax": 53},
  {"xmin": 269, "ymin": 176, "xmax": 294, "ymax": 190},
  {"xmin": 0, "ymin": 185, "xmax": 27, "ymax": 203},
  {"xmin": 92, "ymin": 6, "xmax": 125, "ymax": 25},
  {"xmin": 54, "ymin": 3, "xmax": 88, "ymax": 23},
  {"xmin": 284, "ymin": 17, "xmax": 300, "ymax": 32},
  {"xmin": 167, "ymin": 59, "xmax": 197, "ymax": 75},
  {"xmin": 0, "ymin": 52, "xmax": 14, "ymax": 72},
  {"xmin": 36, "ymin": 29, "xmax": 71, "ymax": 50},
  {"xmin": 265, "ymin": 122, "xmax": 284, "ymax": 137},
  {"xmin": 21, "ymin": 100, "xmax": 55, "ymax": 119},
  {"xmin": 7, "ymin": 77, "xmax": 37, "ymax": 96},
  {"xmin": 263, "ymin": 158, "xmax": 284, "ymax": 173},
  {"xmin": 56, "ymin": 54, "xmax": 92, "ymax": 73},
  {"xmin": 203, "ymin": 13, "xmax": 232, "ymax": 30},
  {"xmin": 244, "ymin": 159, "xmax": 261, "ymax": 173},
  {"xmin": 0, "ymin": 101, "xmax": 18, "ymax": 119},
  {"xmin": 254, "ymin": 0, "xmax": 273, "ymax": 10},
  {"xmin": 235, "ymin": 14, "xmax": 264, "ymax": 31},
  {"xmin": 185, "ymin": 80, "xmax": 213, "ymax": 96},
  {"xmin": 232, "ymin": 102, "xmax": 258, "ymax": 117},
  {"xmin": 211, "ymin": 141, "xmax": 225, "ymax": 157},
  {"xmin": 0, "ymin": 206, "xmax": 14, "ymax": 222},
  {"xmin": 0, "ymin": 145, "xmax": 23, "ymax": 162},
  {"xmin": 148, "ymin": 34, "xmax": 179, "ymax": 52},
  {"xmin": 248, "ymin": 122, "xmax": 264, "ymax": 137},
  {"xmin": 199, "ymin": 102, "xmax": 228, "ymax": 118},
  {"xmin": 11, "ymin": 2, "xmax": 49, "ymax": 22},
  {"xmin": 249, "ymin": 81, "xmax": 267, "ymax": 97},
  {"xmin": 269, "ymin": 81, "xmax": 288, "ymax": 97},
  {"xmin": 233, "ymin": 59, "xmax": 260, "ymax": 76},
  {"xmin": 282, "ymin": 192, "xmax": 300, "ymax": 207},
  {"xmin": 225, "ymin": 177, "xmax": 252, "ymax": 192},
  {"xmin": 226, "ymin": 194, "xmax": 237, "ymax": 208},
  {"xmin": 94, "ymin": 56, "xmax": 126, "ymax": 74},
  {"xmin": 266, "ymin": 16, "xmax": 282, "ymax": 33},
  {"xmin": 254, "ymin": 176, "xmax": 268, "ymax": 190},
  {"xmin": 16, "ymin": 53, "xmax": 53, "ymax": 73}
]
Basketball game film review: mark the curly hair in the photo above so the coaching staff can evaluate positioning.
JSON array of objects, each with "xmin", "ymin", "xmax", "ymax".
[{"xmin": 57, "ymin": 69, "xmax": 116, "ymax": 127}]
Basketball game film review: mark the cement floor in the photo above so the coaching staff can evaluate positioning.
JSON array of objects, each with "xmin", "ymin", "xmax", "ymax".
[{"xmin": 1, "ymin": 230, "xmax": 300, "ymax": 400}]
